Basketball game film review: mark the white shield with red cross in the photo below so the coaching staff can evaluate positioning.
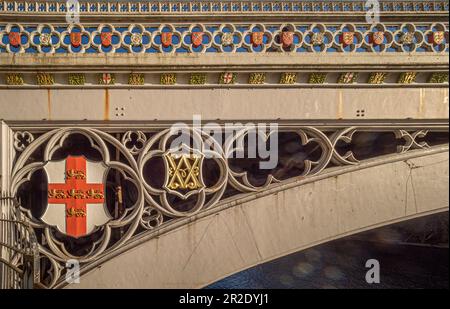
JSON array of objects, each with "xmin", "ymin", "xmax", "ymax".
[{"xmin": 42, "ymin": 156, "xmax": 111, "ymax": 238}]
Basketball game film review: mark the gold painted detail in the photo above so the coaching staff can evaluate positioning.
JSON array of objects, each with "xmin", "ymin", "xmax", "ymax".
[
  {"xmin": 280, "ymin": 72, "xmax": 297, "ymax": 84},
  {"xmin": 221, "ymin": 33, "xmax": 234, "ymax": 46},
  {"xmin": 398, "ymin": 72, "xmax": 417, "ymax": 84},
  {"xmin": 166, "ymin": 153, "xmax": 203, "ymax": 191},
  {"xmin": 189, "ymin": 73, "xmax": 207, "ymax": 85},
  {"xmin": 248, "ymin": 73, "xmax": 266, "ymax": 84},
  {"xmin": 338, "ymin": 72, "xmax": 358, "ymax": 84},
  {"xmin": 36, "ymin": 73, "xmax": 54, "ymax": 85},
  {"xmin": 68, "ymin": 73, "xmax": 85, "ymax": 85},
  {"xmin": 99, "ymin": 73, "xmax": 115, "ymax": 85},
  {"xmin": 219, "ymin": 72, "xmax": 236, "ymax": 85},
  {"xmin": 66, "ymin": 207, "xmax": 87, "ymax": 218},
  {"xmin": 311, "ymin": 32, "xmax": 324, "ymax": 45},
  {"xmin": 160, "ymin": 73, "xmax": 177, "ymax": 85},
  {"xmin": 5, "ymin": 73, "xmax": 24, "ymax": 85},
  {"xmin": 128, "ymin": 73, "xmax": 145, "ymax": 85},
  {"xmin": 48, "ymin": 189, "xmax": 67, "ymax": 199},
  {"xmin": 48, "ymin": 189, "xmax": 104, "ymax": 200},
  {"xmin": 429, "ymin": 72, "xmax": 448, "ymax": 83},
  {"xmin": 40, "ymin": 33, "xmax": 51, "ymax": 46},
  {"xmin": 368, "ymin": 72, "xmax": 387, "ymax": 84},
  {"xmin": 66, "ymin": 169, "xmax": 86, "ymax": 180},
  {"xmin": 308, "ymin": 73, "xmax": 327, "ymax": 84},
  {"xmin": 401, "ymin": 32, "xmax": 415, "ymax": 44}
]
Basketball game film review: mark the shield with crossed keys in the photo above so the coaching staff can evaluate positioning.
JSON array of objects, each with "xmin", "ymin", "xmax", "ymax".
[{"xmin": 163, "ymin": 145, "xmax": 205, "ymax": 200}]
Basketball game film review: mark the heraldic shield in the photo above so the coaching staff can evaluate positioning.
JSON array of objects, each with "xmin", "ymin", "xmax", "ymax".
[{"xmin": 42, "ymin": 156, "xmax": 112, "ymax": 238}]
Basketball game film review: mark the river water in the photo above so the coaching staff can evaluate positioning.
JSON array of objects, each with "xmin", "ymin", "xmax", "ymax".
[{"xmin": 206, "ymin": 212, "xmax": 449, "ymax": 289}]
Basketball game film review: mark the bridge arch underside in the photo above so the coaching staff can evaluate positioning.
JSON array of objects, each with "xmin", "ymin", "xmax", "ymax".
[{"xmin": 69, "ymin": 148, "xmax": 449, "ymax": 289}]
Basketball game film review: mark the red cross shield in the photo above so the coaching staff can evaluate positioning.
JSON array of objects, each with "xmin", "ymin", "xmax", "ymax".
[
  {"xmin": 191, "ymin": 32, "xmax": 203, "ymax": 47},
  {"xmin": 281, "ymin": 31, "xmax": 294, "ymax": 48},
  {"xmin": 8, "ymin": 32, "xmax": 21, "ymax": 47},
  {"xmin": 161, "ymin": 32, "xmax": 173, "ymax": 47},
  {"xmin": 372, "ymin": 31, "xmax": 384, "ymax": 45},
  {"xmin": 70, "ymin": 32, "xmax": 81, "ymax": 47},
  {"xmin": 42, "ymin": 156, "xmax": 111, "ymax": 238},
  {"xmin": 100, "ymin": 32, "xmax": 112, "ymax": 47},
  {"xmin": 251, "ymin": 32, "xmax": 264, "ymax": 46}
]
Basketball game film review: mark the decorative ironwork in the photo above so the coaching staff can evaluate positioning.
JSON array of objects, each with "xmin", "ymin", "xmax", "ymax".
[
  {"xmin": 3, "ymin": 123, "xmax": 448, "ymax": 288},
  {"xmin": 13, "ymin": 131, "xmax": 33, "ymax": 152},
  {"xmin": 163, "ymin": 146, "xmax": 205, "ymax": 199}
]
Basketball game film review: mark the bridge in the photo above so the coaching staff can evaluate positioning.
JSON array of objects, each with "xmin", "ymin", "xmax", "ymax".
[{"xmin": 0, "ymin": 0, "xmax": 449, "ymax": 289}]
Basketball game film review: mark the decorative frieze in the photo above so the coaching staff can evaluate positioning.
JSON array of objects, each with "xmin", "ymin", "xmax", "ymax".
[
  {"xmin": 1, "ymin": 71, "xmax": 447, "ymax": 88},
  {"xmin": 0, "ymin": 22, "xmax": 448, "ymax": 55}
]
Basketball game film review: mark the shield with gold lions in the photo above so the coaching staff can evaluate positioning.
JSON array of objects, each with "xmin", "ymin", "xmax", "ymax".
[
  {"xmin": 251, "ymin": 32, "xmax": 264, "ymax": 46},
  {"xmin": 342, "ymin": 32, "xmax": 354, "ymax": 45}
]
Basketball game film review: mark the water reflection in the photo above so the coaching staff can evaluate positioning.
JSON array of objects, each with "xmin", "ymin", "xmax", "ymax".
[{"xmin": 206, "ymin": 212, "xmax": 449, "ymax": 289}]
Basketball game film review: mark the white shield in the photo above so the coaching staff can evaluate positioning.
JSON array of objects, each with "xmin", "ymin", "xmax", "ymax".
[{"xmin": 41, "ymin": 156, "xmax": 111, "ymax": 238}]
